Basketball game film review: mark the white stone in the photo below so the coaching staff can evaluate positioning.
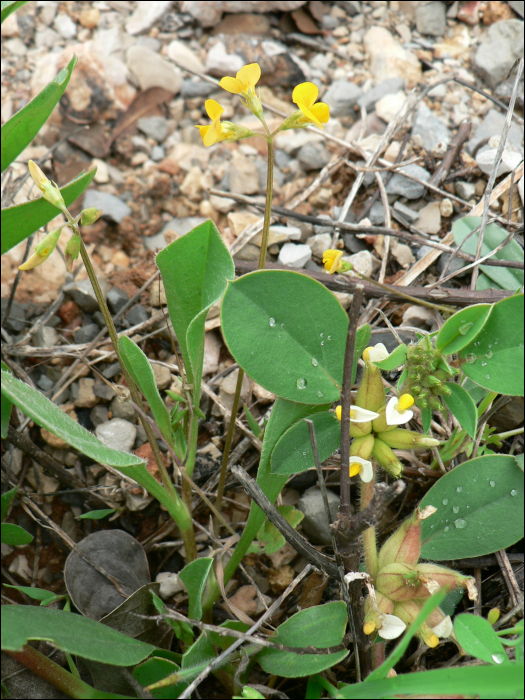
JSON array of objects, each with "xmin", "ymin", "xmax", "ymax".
[
  {"xmin": 209, "ymin": 194, "xmax": 237, "ymax": 213},
  {"xmin": 344, "ymin": 250, "xmax": 374, "ymax": 277},
  {"xmin": 363, "ymin": 26, "xmax": 422, "ymax": 89},
  {"xmin": 402, "ymin": 305, "xmax": 435, "ymax": 329},
  {"xmin": 252, "ymin": 382, "xmax": 275, "ymax": 403},
  {"xmin": 167, "ymin": 40, "xmax": 205, "ymax": 73},
  {"xmin": 278, "ymin": 242, "xmax": 312, "ymax": 268},
  {"xmin": 92, "ymin": 158, "xmax": 109, "ymax": 184},
  {"xmin": 206, "ymin": 41, "xmax": 244, "ymax": 78},
  {"xmin": 306, "ymin": 233, "xmax": 332, "ymax": 259},
  {"xmin": 127, "ymin": 45, "xmax": 182, "ymax": 93},
  {"xmin": 375, "ymin": 91, "xmax": 406, "ymax": 123},
  {"xmin": 390, "ymin": 240, "xmax": 415, "ymax": 269},
  {"xmin": 333, "ymin": 291, "xmax": 353, "ymax": 310},
  {"xmin": 203, "ymin": 332, "xmax": 221, "ymax": 376},
  {"xmin": 53, "ymin": 12, "xmax": 77, "ymax": 39},
  {"xmin": 95, "ymin": 418, "xmax": 136, "ymax": 453},
  {"xmin": 415, "ymin": 202, "xmax": 441, "ymax": 235},
  {"xmin": 476, "ymin": 148, "xmax": 523, "ymax": 178},
  {"xmin": 151, "ymin": 363, "xmax": 172, "ymax": 390},
  {"xmin": 156, "ymin": 572, "xmax": 186, "ymax": 599},
  {"xmin": 125, "ymin": 1, "xmax": 172, "ymax": 35}
]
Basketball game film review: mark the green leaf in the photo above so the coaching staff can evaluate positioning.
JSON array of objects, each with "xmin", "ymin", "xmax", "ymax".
[
  {"xmin": 337, "ymin": 663, "xmax": 523, "ymax": 699},
  {"xmin": 1, "ymin": 605, "xmax": 156, "ymax": 665},
  {"xmin": 1, "ymin": 361, "xmax": 12, "ymax": 438},
  {"xmin": 462, "ymin": 377, "xmax": 489, "ymax": 405},
  {"xmin": 78, "ymin": 509, "xmax": 116, "ymax": 520},
  {"xmin": 454, "ymin": 614, "xmax": 509, "ymax": 665},
  {"xmin": 208, "ymin": 620, "xmax": 250, "ymax": 651},
  {"xmin": 119, "ymin": 336, "xmax": 174, "ymax": 449},
  {"xmin": 271, "ymin": 410, "xmax": 340, "ymax": 476},
  {"xmin": 420, "ymin": 455, "xmax": 524, "ymax": 559},
  {"xmin": 4, "ymin": 584, "xmax": 56, "ymax": 603},
  {"xmin": 1, "ymin": 370, "xmax": 145, "ymax": 468},
  {"xmin": 156, "ymin": 221, "xmax": 234, "ymax": 398},
  {"xmin": 421, "ymin": 405, "xmax": 431, "ymax": 434},
  {"xmin": 133, "ymin": 657, "xmax": 186, "ymax": 699},
  {"xmin": 221, "ymin": 270, "xmax": 349, "ymax": 405},
  {"xmin": 257, "ymin": 602, "xmax": 348, "ymax": 677},
  {"xmin": 178, "ymin": 558, "xmax": 213, "ymax": 622},
  {"xmin": 452, "ymin": 217, "xmax": 524, "ymax": 291},
  {"xmin": 443, "ymin": 383, "xmax": 478, "ymax": 439},
  {"xmin": 373, "ymin": 344, "xmax": 408, "ymax": 370},
  {"xmin": 1, "ymin": 167, "xmax": 97, "ymax": 256},
  {"xmin": 437, "ymin": 304, "xmax": 492, "ymax": 355},
  {"xmin": 2, "ymin": 56, "xmax": 76, "ymax": 173},
  {"xmin": 251, "ymin": 505, "xmax": 304, "ymax": 555},
  {"xmin": 1, "ymin": 523, "xmax": 33, "ymax": 545},
  {"xmin": 1, "ymin": 1, "xmax": 27, "ymax": 25},
  {"xmin": 181, "ymin": 632, "xmax": 215, "ymax": 677},
  {"xmin": 243, "ymin": 404, "xmax": 263, "ymax": 439},
  {"xmin": 1, "ymin": 485, "xmax": 18, "ymax": 522},
  {"xmin": 459, "ymin": 294, "xmax": 524, "ymax": 396},
  {"xmin": 515, "ymin": 454, "xmax": 524, "ymax": 472}
]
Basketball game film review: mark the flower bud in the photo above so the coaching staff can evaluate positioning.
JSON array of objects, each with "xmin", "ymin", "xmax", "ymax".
[
  {"xmin": 428, "ymin": 396, "xmax": 443, "ymax": 411},
  {"xmin": 415, "ymin": 563, "xmax": 477, "ymax": 601},
  {"xmin": 393, "ymin": 600, "xmax": 451, "ymax": 648},
  {"xmin": 377, "ymin": 506, "xmax": 436, "ymax": 571},
  {"xmin": 64, "ymin": 234, "xmax": 82, "ymax": 273},
  {"xmin": 376, "ymin": 428, "xmax": 440, "ymax": 450},
  {"xmin": 372, "ymin": 438, "xmax": 403, "ymax": 478},
  {"xmin": 363, "ymin": 592, "xmax": 394, "ymax": 635},
  {"xmin": 28, "ymin": 160, "xmax": 66, "ymax": 213},
  {"xmin": 376, "ymin": 563, "xmax": 421, "ymax": 601},
  {"xmin": 355, "ymin": 352, "xmax": 386, "ymax": 413},
  {"xmin": 487, "ymin": 608, "xmax": 500, "ymax": 625},
  {"xmin": 81, "ymin": 207, "xmax": 103, "ymax": 225},
  {"xmin": 18, "ymin": 227, "xmax": 63, "ymax": 271},
  {"xmin": 422, "ymin": 375, "xmax": 442, "ymax": 388},
  {"xmin": 372, "ymin": 405, "xmax": 396, "ymax": 434},
  {"xmin": 351, "ymin": 434, "xmax": 375, "ymax": 461},
  {"xmin": 350, "ymin": 421, "xmax": 372, "ymax": 438}
]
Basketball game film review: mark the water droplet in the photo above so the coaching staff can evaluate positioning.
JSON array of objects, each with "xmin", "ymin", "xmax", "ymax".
[
  {"xmin": 465, "ymin": 353, "xmax": 476, "ymax": 364},
  {"xmin": 453, "ymin": 506, "xmax": 460, "ymax": 513},
  {"xmin": 488, "ymin": 344, "xmax": 492, "ymax": 349},
  {"xmin": 442, "ymin": 498, "xmax": 449, "ymax": 505},
  {"xmin": 490, "ymin": 481, "xmax": 496, "ymax": 487},
  {"xmin": 474, "ymin": 341, "xmax": 480, "ymax": 347},
  {"xmin": 482, "ymin": 361, "xmax": 487, "ymax": 367},
  {"xmin": 280, "ymin": 323, "xmax": 285, "ymax": 329},
  {"xmin": 296, "ymin": 378, "xmax": 307, "ymax": 390},
  {"xmin": 278, "ymin": 334, "xmax": 281, "ymax": 340},
  {"xmin": 492, "ymin": 653, "xmax": 505, "ymax": 665},
  {"xmin": 486, "ymin": 374, "xmax": 491, "ymax": 380},
  {"xmin": 269, "ymin": 317, "xmax": 276, "ymax": 327},
  {"xmin": 444, "ymin": 526, "xmax": 450, "ymax": 532},
  {"xmin": 459, "ymin": 322, "xmax": 473, "ymax": 335},
  {"xmin": 327, "ymin": 335, "xmax": 332, "ymax": 340},
  {"xmin": 317, "ymin": 391, "xmax": 324, "ymax": 398},
  {"xmin": 320, "ymin": 333, "xmax": 324, "ymax": 338},
  {"xmin": 311, "ymin": 358, "xmax": 319, "ymax": 367},
  {"xmin": 454, "ymin": 518, "xmax": 467, "ymax": 529},
  {"xmin": 494, "ymin": 338, "xmax": 499, "ymax": 344},
  {"xmin": 430, "ymin": 524, "xmax": 434, "ymax": 529},
  {"xmin": 486, "ymin": 350, "xmax": 493, "ymax": 359},
  {"xmin": 456, "ymin": 486, "xmax": 463, "ymax": 493},
  {"xmin": 302, "ymin": 451, "xmax": 306, "ymax": 456},
  {"xmin": 321, "ymin": 341, "xmax": 325, "ymax": 346},
  {"xmin": 510, "ymin": 489, "xmax": 518, "ymax": 497}
]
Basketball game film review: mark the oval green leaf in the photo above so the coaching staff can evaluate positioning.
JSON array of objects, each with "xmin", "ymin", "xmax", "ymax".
[
  {"xmin": 373, "ymin": 344, "xmax": 408, "ymax": 371},
  {"xmin": 1, "ymin": 370, "xmax": 145, "ymax": 468},
  {"xmin": 1, "ymin": 523, "xmax": 33, "ymax": 546},
  {"xmin": 271, "ymin": 411, "xmax": 340, "ymax": 475},
  {"xmin": 179, "ymin": 558, "xmax": 213, "ymax": 622},
  {"xmin": 437, "ymin": 304, "xmax": 492, "ymax": 355},
  {"xmin": 221, "ymin": 270, "xmax": 349, "ymax": 404},
  {"xmin": 420, "ymin": 455, "xmax": 524, "ymax": 559},
  {"xmin": 443, "ymin": 383, "xmax": 478, "ymax": 439},
  {"xmin": 257, "ymin": 601, "xmax": 348, "ymax": 677},
  {"xmin": 454, "ymin": 614, "xmax": 509, "ymax": 665},
  {"xmin": 458, "ymin": 294, "xmax": 524, "ymax": 396}
]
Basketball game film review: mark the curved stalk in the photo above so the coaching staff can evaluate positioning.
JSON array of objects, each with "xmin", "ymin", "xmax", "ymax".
[{"xmin": 361, "ymin": 463, "xmax": 378, "ymax": 583}]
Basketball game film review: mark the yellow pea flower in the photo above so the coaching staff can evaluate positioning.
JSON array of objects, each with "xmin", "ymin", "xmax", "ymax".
[
  {"xmin": 18, "ymin": 227, "xmax": 63, "ymax": 271},
  {"xmin": 219, "ymin": 63, "xmax": 263, "ymax": 118},
  {"xmin": 386, "ymin": 394, "xmax": 415, "ymax": 426},
  {"xmin": 322, "ymin": 249, "xmax": 343, "ymax": 274},
  {"xmin": 292, "ymin": 82, "xmax": 330, "ymax": 129},
  {"xmin": 195, "ymin": 99, "xmax": 254, "ymax": 147},
  {"xmin": 28, "ymin": 159, "xmax": 67, "ymax": 213}
]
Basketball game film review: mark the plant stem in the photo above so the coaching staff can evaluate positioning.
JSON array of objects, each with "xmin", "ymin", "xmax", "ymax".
[
  {"xmin": 361, "ymin": 465, "xmax": 378, "ymax": 582},
  {"xmin": 214, "ymin": 137, "xmax": 275, "ymax": 520},
  {"xmin": 494, "ymin": 427, "xmax": 524, "ymax": 440}
]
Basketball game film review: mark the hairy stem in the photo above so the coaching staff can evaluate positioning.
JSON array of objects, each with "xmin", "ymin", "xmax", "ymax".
[{"xmin": 361, "ymin": 465, "xmax": 378, "ymax": 583}]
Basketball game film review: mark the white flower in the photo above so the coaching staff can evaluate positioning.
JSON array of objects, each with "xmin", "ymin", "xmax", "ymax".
[
  {"xmin": 335, "ymin": 405, "xmax": 380, "ymax": 423},
  {"xmin": 386, "ymin": 394, "xmax": 415, "ymax": 425},
  {"xmin": 363, "ymin": 343, "xmax": 389, "ymax": 365},
  {"xmin": 432, "ymin": 615, "xmax": 453, "ymax": 639},
  {"xmin": 349, "ymin": 456, "xmax": 374, "ymax": 483},
  {"xmin": 378, "ymin": 614, "xmax": 406, "ymax": 640}
]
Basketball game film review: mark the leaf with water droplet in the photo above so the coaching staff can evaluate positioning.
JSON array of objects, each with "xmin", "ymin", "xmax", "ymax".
[
  {"xmin": 454, "ymin": 518, "xmax": 467, "ymax": 529},
  {"xmin": 454, "ymin": 613, "xmax": 510, "ymax": 666},
  {"xmin": 296, "ymin": 378, "xmax": 307, "ymax": 390},
  {"xmin": 269, "ymin": 317, "xmax": 276, "ymax": 327},
  {"xmin": 437, "ymin": 304, "xmax": 492, "ymax": 355}
]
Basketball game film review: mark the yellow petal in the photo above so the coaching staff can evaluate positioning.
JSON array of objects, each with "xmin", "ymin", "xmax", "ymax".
[
  {"xmin": 220, "ymin": 76, "xmax": 243, "ymax": 94},
  {"xmin": 363, "ymin": 621, "xmax": 376, "ymax": 635},
  {"xmin": 298, "ymin": 104, "xmax": 323, "ymax": 128},
  {"xmin": 335, "ymin": 406, "xmax": 342, "ymax": 421},
  {"xmin": 203, "ymin": 121, "xmax": 224, "ymax": 147},
  {"xmin": 28, "ymin": 159, "xmax": 47, "ymax": 191},
  {"xmin": 293, "ymin": 81, "xmax": 319, "ymax": 109},
  {"xmin": 18, "ymin": 252, "xmax": 46, "ymax": 271},
  {"xmin": 323, "ymin": 249, "xmax": 338, "ymax": 263},
  {"xmin": 398, "ymin": 394, "xmax": 415, "ymax": 411},
  {"xmin": 349, "ymin": 462, "xmax": 361, "ymax": 477},
  {"xmin": 196, "ymin": 124, "xmax": 211, "ymax": 144},
  {"xmin": 236, "ymin": 63, "xmax": 261, "ymax": 90},
  {"xmin": 309, "ymin": 102, "xmax": 330, "ymax": 124},
  {"xmin": 205, "ymin": 99, "xmax": 224, "ymax": 120}
]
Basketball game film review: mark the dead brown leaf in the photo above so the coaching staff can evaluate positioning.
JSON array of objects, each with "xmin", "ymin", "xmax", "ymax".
[{"xmin": 107, "ymin": 87, "xmax": 173, "ymax": 150}]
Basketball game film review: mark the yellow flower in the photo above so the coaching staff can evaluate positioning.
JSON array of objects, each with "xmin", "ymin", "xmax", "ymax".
[
  {"xmin": 322, "ymin": 249, "xmax": 343, "ymax": 274},
  {"xmin": 335, "ymin": 405, "xmax": 380, "ymax": 423},
  {"xmin": 220, "ymin": 63, "xmax": 263, "ymax": 118},
  {"xmin": 292, "ymin": 82, "xmax": 330, "ymax": 129},
  {"xmin": 196, "ymin": 100, "xmax": 255, "ymax": 147},
  {"xmin": 18, "ymin": 227, "xmax": 63, "ymax": 271},
  {"xmin": 28, "ymin": 160, "xmax": 66, "ymax": 213}
]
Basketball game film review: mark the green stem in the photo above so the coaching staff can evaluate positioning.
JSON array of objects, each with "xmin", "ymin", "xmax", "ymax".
[
  {"xmin": 361, "ymin": 463, "xmax": 378, "ymax": 582},
  {"xmin": 215, "ymin": 137, "xmax": 275, "ymax": 520},
  {"xmin": 494, "ymin": 427, "xmax": 524, "ymax": 440}
]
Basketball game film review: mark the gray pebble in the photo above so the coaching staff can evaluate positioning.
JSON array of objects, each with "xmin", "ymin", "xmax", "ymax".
[
  {"xmin": 274, "ymin": 149, "xmax": 292, "ymax": 169},
  {"xmin": 74, "ymin": 324, "xmax": 100, "ymax": 345},
  {"xmin": 126, "ymin": 305, "xmax": 149, "ymax": 327},
  {"xmin": 323, "ymin": 79, "xmax": 362, "ymax": 118},
  {"xmin": 416, "ymin": 1, "xmax": 446, "ymax": 36},
  {"xmin": 93, "ymin": 382, "xmax": 115, "ymax": 402},
  {"xmin": 82, "ymin": 190, "xmax": 132, "ymax": 225},
  {"xmin": 473, "ymin": 19, "xmax": 524, "ymax": 90},
  {"xmin": 64, "ymin": 278, "xmax": 109, "ymax": 314},
  {"xmin": 102, "ymin": 362, "xmax": 121, "ymax": 380},
  {"xmin": 110, "ymin": 395, "xmax": 137, "ymax": 422},
  {"xmin": 1, "ymin": 298, "xmax": 26, "ymax": 332},
  {"xmin": 416, "ymin": 245, "xmax": 435, "ymax": 260},
  {"xmin": 151, "ymin": 146, "xmax": 165, "ymax": 161},
  {"xmin": 467, "ymin": 108, "xmax": 524, "ymax": 156},
  {"xmin": 411, "ymin": 103, "xmax": 450, "ymax": 152},
  {"xmin": 437, "ymin": 253, "xmax": 468, "ymax": 277},
  {"xmin": 107, "ymin": 287, "xmax": 129, "ymax": 315},
  {"xmin": 296, "ymin": 486, "xmax": 340, "ymax": 545},
  {"xmin": 343, "ymin": 233, "xmax": 368, "ymax": 254},
  {"xmin": 385, "ymin": 163, "xmax": 430, "ymax": 199},
  {"xmin": 90, "ymin": 405, "xmax": 109, "ymax": 427},
  {"xmin": 369, "ymin": 200, "xmax": 385, "ymax": 226},
  {"xmin": 313, "ymin": 214, "xmax": 334, "ymax": 235},
  {"xmin": 33, "ymin": 326, "xmax": 59, "ymax": 348},
  {"xmin": 297, "ymin": 142, "xmax": 330, "ymax": 171},
  {"xmin": 393, "ymin": 200, "xmax": 420, "ymax": 224},
  {"xmin": 95, "ymin": 418, "xmax": 136, "ymax": 453},
  {"xmin": 134, "ymin": 424, "xmax": 148, "ymax": 448},
  {"xmin": 37, "ymin": 374, "xmax": 54, "ymax": 392},
  {"xmin": 454, "ymin": 181, "xmax": 477, "ymax": 201},
  {"xmin": 180, "ymin": 80, "xmax": 217, "ymax": 98},
  {"xmin": 137, "ymin": 116, "xmax": 169, "ymax": 142},
  {"xmin": 357, "ymin": 77, "xmax": 405, "ymax": 112}
]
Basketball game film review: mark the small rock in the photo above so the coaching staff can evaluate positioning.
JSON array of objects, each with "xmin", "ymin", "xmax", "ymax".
[
  {"xmin": 125, "ymin": 1, "xmax": 172, "ymax": 35},
  {"xmin": 8, "ymin": 554, "xmax": 32, "ymax": 581},
  {"xmin": 436, "ymin": 253, "xmax": 468, "ymax": 277},
  {"xmin": 93, "ymin": 381, "xmax": 115, "ymax": 401},
  {"xmin": 306, "ymin": 233, "xmax": 332, "ymax": 259},
  {"xmin": 156, "ymin": 572, "xmax": 186, "ymax": 599},
  {"xmin": 209, "ymin": 194, "xmax": 237, "ymax": 213},
  {"xmin": 402, "ymin": 305, "xmax": 435, "ymax": 329},
  {"xmin": 473, "ymin": 19, "xmax": 524, "ymax": 90},
  {"xmin": 126, "ymin": 44, "xmax": 182, "ymax": 93},
  {"xmin": 342, "ymin": 233, "xmax": 367, "ymax": 255},
  {"xmin": 357, "ymin": 77, "xmax": 406, "ymax": 112},
  {"xmin": 375, "ymin": 91, "xmax": 406, "ymax": 123},
  {"xmin": 415, "ymin": 201, "xmax": 442, "ymax": 235},
  {"xmin": 33, "ymin": 326, "xmax": 58, "ymax": 348},
  {"xmin": 278, "ymin": 242, "xmax": 312, "ymax": 268},
  {"xmin": 391, "ymin": 240, "xmax": 415, "ymax": 269},
  {"xmin": 53, "ymin": 12, "xmax": 76, "ymax": 39},
  {"xmin": 364, "ymin": 26, "xmax": 422, "ymax": 89},
  {"xmin": 386, "ymin": 163, "xmax": 430, "ymax": 199},
  {"xmin": 440, "ymin": 199, "xmax": 454, "ymax": 217},
  {"xmin": 467, "ymin": 108, "xmax": 524, "ymax": 155},
  {"xmin": 74, "ymin": 378, "xmax": 98, "ymax": 409},
  {"xmin": 109, "ymin": 396, "xmax": 137, "ymax": 422},
  {"xmin": 126, "ymin": 305, "xmax": 149, "ymax": 326},
  {"xmin": 476, "ymin": 147, "xmax": 522, "ymax": 177},
  {"xmin": 167, "ymin": 39, "xmax": 205, "ymax": 73},
  {"xmin": 393, "ymin": 200, "xmax": 419, "ymax": 224},
  {"xmin": 416, "ymin": 1, "xmax": 447, "ymax": 35},
  {"xmin": 152, "ymin": 363, "xmax": 172, "ymax": 390},
  {"xmin": 37, "ymin": 375, "xmax": 54, "ymax": 392},
  {"xmin": 137, "ymin": 116, "xmax": 169, "ymax": 142},
  {"xmin": 181, "ymin": 79, "xmax": 218, "ymax": 98},
  {"xmin": 42, "ymin": 407, "xmax": 78, "ymax": 449},
  {"xmin": 74, "ymin": 324, "xmax": 100, "ymax": 345},
  {"xmin": 83, "ymin": 190, "xmax": 131, "ymax": 224},
  {"xmin": 252, "ymin": 381, "xmax": 275, "ymax": 403},
  {"xmin": 227, "ymin": 211, "xmax": 260, "ymax": 237},
  {"xmin": 344, "ymin": 250, "xmax": 375, "ymax": 277},
  {"xmin": 369, "ymin": 201, "xmax": 385, "ymax": 226},
  {"xmin": 322, "ymin": 79, "xmax": 362, "ymax": 118},
  {"xmin": 297, "ymin": 486, "xmax": 340, "ymax": 545},
  {"xmin": 411, "ymin": 103, "xmax": 451, "ymax": 152},
  {"xmin": 455, "ymin": 181, "xmax": 477, "ymax": 201},
  {"xmin": 107, "ymin": 287, "xmax": 129, "ymax": 315},
  {"xmin": 227, "ymin": 585, "xmax": 257, "ymax": 617},
  {"xmin": 126, "ymin": 490, "xmax": 154, "ymax": 511},
  {"xmin": 253, "ymin": 225, "xmax": 302, "ymax": 247},
  {"xmin": 234, "ymin": 244, "xmax": 260, "ymax": 261},
  {"xmin": 268, "ymin": 565, "xmax": 295, "ymax": 593},
  {"xmin": 218, "ymin": 368, "xmax": 251, "ymax": 414},
  {"xmin": 90, "ymin": 405, "xmax": 109, "ymax": 427},
  {"xmin": 297, "ymin": 142, "xmax": 330, "ymax": 171},
  {"xmin": 203, "ymin": 332, "xmax": 221, "ymax": 376},
  {"xmin": 64, "ymin": 278, "xmax": 109, "ymax": 315},
  {"xmin": 61, "ymin": 511, "xmax": 79, "ymax": 542},
  {"xmin": 79, "ymin": 8, "xmax": 100, "ymax": 29},
  {"xmin": 151, "ymin": 146, "xmax": 165, "ymax": 161},
  {"xmin": 1, "ymin": 298, "xmax": 25, "ymax": 332},
  {"xmin": 229, "ymin": 155, "xmax": 259, "ymax": 195},
  {"xmin": 333, "ymin": 291, "xmax": 353, "ymax": 310},
  {"xmin": 206, "ymin": 40, "xmax": 244, "ymax": 77},
  {"xmin": 490, "ymin": 397, "xmax": 524, "ymax": 432},
  {"xmin": 95, "ymin": 418, "xmax": 136, "ymax": 453}
]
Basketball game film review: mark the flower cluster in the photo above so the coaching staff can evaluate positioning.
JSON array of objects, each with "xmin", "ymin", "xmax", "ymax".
[
  {"xmin": 363, "ymin": 506, "xmax": 477, "ymax": 644},
  {"xmin": 400, "ymin": 335, "xmax": 458, "ymax": 412},
  {"xmin": 196, "ymin": 63, "xmax": 329, "ymax": 146},
  {"xmin": 335, "ymin": 343, "xmax": 440, "ymax": 482}
]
